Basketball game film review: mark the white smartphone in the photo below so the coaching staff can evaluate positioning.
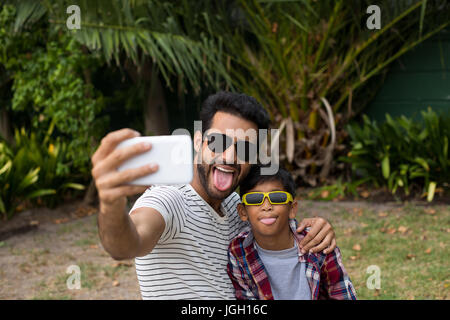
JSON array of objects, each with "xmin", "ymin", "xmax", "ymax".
[{"xmin": 116, "ymin": 135, "xmax": 193, "ymax": 185}]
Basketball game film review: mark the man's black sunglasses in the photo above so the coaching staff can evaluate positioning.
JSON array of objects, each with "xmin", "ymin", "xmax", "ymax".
[{"xmin": 205, "ymin": 133, "xmax": 258, "ymax": 163}]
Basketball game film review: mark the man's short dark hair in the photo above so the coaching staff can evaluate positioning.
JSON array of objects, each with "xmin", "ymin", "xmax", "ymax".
[
  {"xmin": 239, "ymin": 164, "xmax": 296, "ymax": 198},
  {"xmin": 200, "ymin": 91, "xmax": 270, "ymax": 133}
]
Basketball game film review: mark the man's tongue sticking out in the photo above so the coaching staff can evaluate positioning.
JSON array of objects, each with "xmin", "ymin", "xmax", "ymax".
[{"xmin": 213, "ymin": 168, "xmax": 233, "ymax": 191}]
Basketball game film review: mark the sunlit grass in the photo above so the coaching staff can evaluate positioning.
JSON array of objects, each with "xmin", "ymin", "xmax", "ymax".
[{"xmin": 300, "ymin": 203, "xmax": 450, "ymax": 299}]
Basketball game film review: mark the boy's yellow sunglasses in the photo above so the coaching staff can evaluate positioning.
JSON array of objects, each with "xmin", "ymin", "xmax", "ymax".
[{"xmin": 241, "ymin": 191, "xmax": 293, "ymax": 206}]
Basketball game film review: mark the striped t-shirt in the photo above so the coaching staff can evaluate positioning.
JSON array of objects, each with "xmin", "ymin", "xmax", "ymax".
[{"xmin": 129, "ymin": 184, "xmax": 248, "ymax": 299}]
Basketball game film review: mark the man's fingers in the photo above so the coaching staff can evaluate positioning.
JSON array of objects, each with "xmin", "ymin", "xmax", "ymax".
[
  {"xmin": 323, "ymin": 238, "xmax": 337, "ymax": 255},
  {"xmin": 301, "ymin": 223, "xmax": 331, "ymax": 253},
  {"xmin": 308, "ymin": 233, "xmax": 334, "ymax": 254},
  {"xmin": 92, "ymin": 141, "xmax": 152, "ymax": 179},
  {"xmin": 296, "ymin": 220, "xmax": 309, "ymax": 233},
  {"xmin": 92, "ymin": 128, "xmax": 140, "ymax": 166},
  {"xmin": 96, "ymin": 164, "xmax": 159, "ymax": 190},
  {"xmin": 299, "ymin": 218, "xmax": 325, "ymax": 249}
]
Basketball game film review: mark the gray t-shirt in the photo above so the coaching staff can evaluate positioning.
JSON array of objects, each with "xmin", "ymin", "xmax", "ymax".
[{"xmin": 254, "ymin": 240, "xmax": 311, "ymax": 300}]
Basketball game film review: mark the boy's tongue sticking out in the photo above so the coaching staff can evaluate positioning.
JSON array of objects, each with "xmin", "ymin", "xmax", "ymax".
[{"xmin": 260, "ymin": 217, "xmax": 277, "ymax": 225}]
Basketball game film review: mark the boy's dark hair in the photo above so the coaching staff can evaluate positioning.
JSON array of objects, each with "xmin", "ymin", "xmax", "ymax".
[
  {"xmin": 239, "ymin": 164, "xmax": 296, "ymax": 198},
  {"xmin": 200, "ymin": 91, "xmax": 270, "ymax": 134}
]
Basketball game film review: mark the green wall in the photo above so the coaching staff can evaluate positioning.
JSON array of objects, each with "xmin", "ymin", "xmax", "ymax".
[{"xmin": 365, "ymin": 28, "xmax": 450, "ymax": 122}]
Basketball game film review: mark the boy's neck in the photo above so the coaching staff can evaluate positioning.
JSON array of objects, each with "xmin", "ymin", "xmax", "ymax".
[{"xmin": 254, "ymin": 229, "xmax": 295, "ymax": 251}]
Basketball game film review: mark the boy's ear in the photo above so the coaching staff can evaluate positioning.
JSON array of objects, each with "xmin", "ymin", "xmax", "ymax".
[
  {"xmin": 237, "ymin": 203, "xmax": 248, "ymax": 222},
  {"xmin": 289, "ymin": 200, "xmax": 298, "ymax": 220}
]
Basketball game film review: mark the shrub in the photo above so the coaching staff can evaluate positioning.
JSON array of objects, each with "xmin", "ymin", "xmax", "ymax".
[
  {"xmin": 0, "ymin": 128, "xmax": 85, "ymax": 219},
  {"xmin": 340, "ymin": 108, "xmax": 450, "ymax": 201}
]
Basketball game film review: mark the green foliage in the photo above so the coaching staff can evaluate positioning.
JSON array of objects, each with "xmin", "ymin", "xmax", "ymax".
[
  {"xmin": 0, "ymin": 140, "xmax": 49, "ymax": 219},
  {"xmin": 0, "ymin": 128, "xmax": 85, "ymax": 219},
  {"xmin": 307, "ymin": 177, "xmax": 371, "ymax": 201},
  {"xmin": 341, "ymin": 108, "xmax": 450, "ymax": 201},
  {"xmin": 10, "ymin": 0, "xmax": 233, "ymax": 94},
  {"xmin": 220, "ymin": 0, "xmax": 449, "ymax": 186},
  {"xmin": 1, "ymin": 4, "xmax": 105, "ymax": 173}
]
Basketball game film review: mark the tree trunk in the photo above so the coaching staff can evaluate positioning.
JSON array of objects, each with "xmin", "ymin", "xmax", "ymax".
[
  {"xmin": 0, "ymin": 109, "xmax": 13, "ymax": 145},
  {"xmin": 83, "ymin": 179, "xmax": 98, "ymax": 206},
  {"xmin": 144, "ymin": 72, "xmax": 169, "ymax": 135},
  {"xmin": 125, "ymin": 58, "xmax": 170, "ymax": 136}
]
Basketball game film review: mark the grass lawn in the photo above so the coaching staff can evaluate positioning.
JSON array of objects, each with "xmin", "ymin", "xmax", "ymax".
[
  {"xmin": 298, "ymin": 201, "xmax": 449, "ymax": 300},
  {"xmin": 1, "ymin": 199, "xmax": 448, "ymax": 300}
]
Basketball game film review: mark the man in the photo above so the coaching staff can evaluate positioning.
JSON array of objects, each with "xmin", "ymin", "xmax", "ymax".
[{"xmin": 91, "ymin": 91, "xmax": 337, "ymax": 299}]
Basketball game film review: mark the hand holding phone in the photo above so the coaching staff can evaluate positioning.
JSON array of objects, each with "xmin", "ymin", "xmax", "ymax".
[{"xmin": 116, "ymin": 135, "xmax": 193, "ymax": 185}]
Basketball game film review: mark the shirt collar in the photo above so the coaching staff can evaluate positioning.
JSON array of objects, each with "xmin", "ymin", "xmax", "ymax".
[{"xmin": 186, "ymin": 183, "xmax": 231, "ymax": 219}]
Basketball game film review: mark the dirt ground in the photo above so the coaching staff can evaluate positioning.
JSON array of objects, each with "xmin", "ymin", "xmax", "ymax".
[
  {"xmin": 0, "ymin": 200, "xmax": 141, "ymax": 300},
  {"xmin": 0, "ymin": 197, "xmax": 447, "ymax": 299}
]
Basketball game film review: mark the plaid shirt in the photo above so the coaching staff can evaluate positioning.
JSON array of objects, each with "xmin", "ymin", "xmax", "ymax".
[{"xmin": 227, "ymin": 219, "xmax": 357, "ymax": 300}]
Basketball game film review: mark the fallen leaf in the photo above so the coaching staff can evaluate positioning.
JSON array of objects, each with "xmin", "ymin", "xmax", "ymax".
[
  {"xmin": 435, "ymin": 187, "xmax": 444, "ymax": 194},
  {"xmin": 74, "ymin": 206, "xmax": 98, "ymax": 218},
  {"xmin": 360, "ymin": 191, "xmax": 370, "ymax": 198},
  {"xmin": 29, "ymin": 220, "xmax": 39, "ymax": 226},
  {"xmin": 387, "ymin": 228, "xmax": 397, "ymax": 234},
  {"xmin": 352, "ymin": 244, "xmax": 361, "ymax": 251},
  {"xmin": 378, "ymin": 212, "xmax": 388, "ymax": 217},
  {"xmin": 344, "ymin": 228, "xmax": 353, "ymax": 235},
  {"xmin": 320, "ymin": 190, "xmax": 330, "ymax": 198},
  {"xmin": 361, "ymin": 223, "xmax": 368, "ymax": 227},
  {"xmin": 398, "ymin": 226, "xmax": 408, "ymax": 234},
  {"xmin": 350, "ymin": 256, "xmax": 357, "ymax": 260},
  {"xmin": 424, "ymin": 208, "xmax": 436, "ymax": 215},
  {"xmin": 112, "ymin": 280, "xmax": 120, "ymax": 287},
  {"xmin": 20, "ymin": 265, "xmax": 31, "ymax": 273},
  {"xmin": 439, "ymin": 242, "xmax": 445, "ymax": 249},
  {"xmin": 89, "ymin": 244, "xmax": 99, "ymax": 249},
  {"xmin": 406, "ymin": 253, "xmax": 416, "ymax": 260},
  {"xmin": 54, "ymin": 218, "xmax": 69, "ymax": 224},
  {"xmin": 424, "ymin": 248, "xmax": 432, "ymax": 254}
]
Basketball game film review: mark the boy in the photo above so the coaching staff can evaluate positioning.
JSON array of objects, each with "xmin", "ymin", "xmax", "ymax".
[{"xmin": 227, "ymin": 165, "xmax": 357, "ymax": 300}]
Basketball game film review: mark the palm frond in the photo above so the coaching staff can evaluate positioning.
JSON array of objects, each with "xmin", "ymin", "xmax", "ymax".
[{"xmin": 10, "ymin": 0, "xmax": 233, "ymax": 91}]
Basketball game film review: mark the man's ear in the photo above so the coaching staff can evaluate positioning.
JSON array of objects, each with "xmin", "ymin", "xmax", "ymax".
[
  {"xmin": 193, "ymin": 130, "xmax": 203, "ymax": 153},
  {"xmin": 237, "ymin": 203, "xmax": 248, "ymax": 222},
  {"xmin": 289, "ymin": 200, "xmax": 298, "ymax": 220}
]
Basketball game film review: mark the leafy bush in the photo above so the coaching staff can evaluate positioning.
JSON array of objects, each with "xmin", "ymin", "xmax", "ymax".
[
  {"xmin": 0, "ymin": 140, "xmax": 50, "ymax": 219},
  {"xmin": 0, "ymin": 128, "xmax": 85, "ymax": 219},
  {"xmin": 340, "ymin": 108, "xmax": 450, "ymax": 201},
  {"xmin": 0, "ymin": 4, "xmax": 105, "ymax": 174},
  {"xmin": 222, "ymin": 0, "xmax": 450, "ymax": 186}
]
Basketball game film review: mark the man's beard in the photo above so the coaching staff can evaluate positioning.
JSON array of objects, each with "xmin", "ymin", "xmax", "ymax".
[{"xmin": 196, "ymin": 163, "xmax": 241, "ymax": 201}]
